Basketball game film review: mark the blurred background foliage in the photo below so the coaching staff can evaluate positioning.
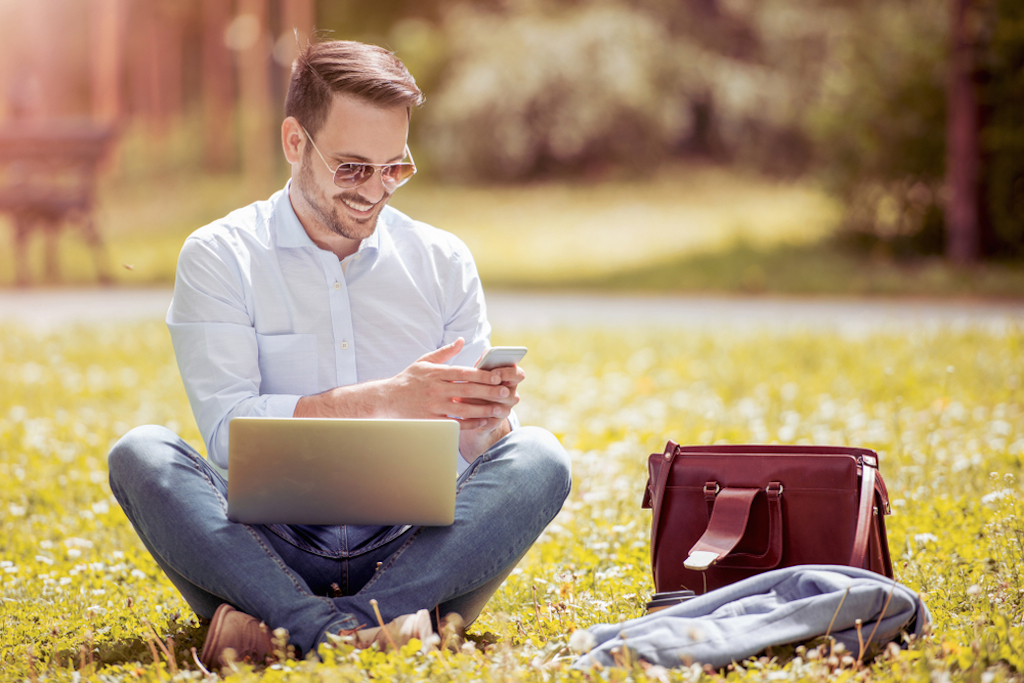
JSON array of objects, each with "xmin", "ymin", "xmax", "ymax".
[{"xmin": 0, "ymin": 0, "xmax": 1022, "ymax": 278}]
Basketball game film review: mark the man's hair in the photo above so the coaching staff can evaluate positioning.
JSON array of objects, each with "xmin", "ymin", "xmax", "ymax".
[{"xmin": 285, "ymin": 40, "xmax": 424, "ymax": 136}]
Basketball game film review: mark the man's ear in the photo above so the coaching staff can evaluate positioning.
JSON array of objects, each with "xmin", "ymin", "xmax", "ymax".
[{"xmin": 281, "ymin": 117, "xmax": 305, "ymax": 164}]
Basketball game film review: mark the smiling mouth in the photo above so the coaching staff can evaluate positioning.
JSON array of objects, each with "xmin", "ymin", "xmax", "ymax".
[{"xmin": 340, "ymin": 195, "xmax": 377, "ymax": 213}]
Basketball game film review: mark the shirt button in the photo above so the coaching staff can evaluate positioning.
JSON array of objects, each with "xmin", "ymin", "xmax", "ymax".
[
  {"xmin": 334, "ymin": 281, "xmax": 341, "ymax": 290},
  {"xmin": 340, "ymin": 341, "xmax": 349, "ymax": 350}
]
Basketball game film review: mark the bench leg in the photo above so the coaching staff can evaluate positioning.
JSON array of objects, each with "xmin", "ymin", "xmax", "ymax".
[
  {"xmin": 82, "ymin": 216, "xmax": 112, "ymax": 285},
  {"xmin": 43, "ymin": 222, "xmax": 61, "ymax": 283},
  {"xmin": 13, "ymin": 216, "xmax": 32, "ymax": 287}
]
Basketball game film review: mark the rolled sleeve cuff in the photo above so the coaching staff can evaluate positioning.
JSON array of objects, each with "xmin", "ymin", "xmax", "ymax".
[{"xmin": 209, "ymin": 393, "xmax": 304, "ymax": 473}]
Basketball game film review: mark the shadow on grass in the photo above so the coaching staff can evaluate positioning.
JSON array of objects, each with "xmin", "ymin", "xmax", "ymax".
[
  {"xmin": 487, "ymin": 240, "xmax": 1024, "ymax": 299},
  {"xmin": 50, "ymin": 619, "xmax": 208, "ymax": 672}
]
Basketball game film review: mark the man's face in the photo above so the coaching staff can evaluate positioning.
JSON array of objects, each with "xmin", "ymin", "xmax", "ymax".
[{"xmin": 290, "ymin": 94, "xmax": 410, "ymax": 246}]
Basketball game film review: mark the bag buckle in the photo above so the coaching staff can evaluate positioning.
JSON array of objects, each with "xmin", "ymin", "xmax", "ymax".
[{"xmin": 684, "ymin": 550, "xmax": 719, "ymax": 571}]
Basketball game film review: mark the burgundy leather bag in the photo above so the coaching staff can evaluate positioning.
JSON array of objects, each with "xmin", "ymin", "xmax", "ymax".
[{"xmin": 642, "ymin": 442, "xmax": 894, "ymax": 594}]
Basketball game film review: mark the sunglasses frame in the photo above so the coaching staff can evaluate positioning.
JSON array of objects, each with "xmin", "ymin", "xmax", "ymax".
[{"xmin": 301, "ymin": 125, "xmax": 416, "ymax": 191}]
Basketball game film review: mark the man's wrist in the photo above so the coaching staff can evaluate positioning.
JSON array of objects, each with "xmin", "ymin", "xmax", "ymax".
[{"xmin": 293, "ymin": 379, "xmax": 392, "ymax": 419}]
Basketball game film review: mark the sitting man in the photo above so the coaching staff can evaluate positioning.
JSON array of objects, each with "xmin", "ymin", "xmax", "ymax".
[{"xmin": 107, "ymin": 39, "xmax": 571, "ymax": 668}]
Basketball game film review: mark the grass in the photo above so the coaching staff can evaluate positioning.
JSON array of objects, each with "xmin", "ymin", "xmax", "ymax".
[
  {"xmin": 2, "ymin": 320, "xmax": 1023, "ymax": 681},
  {"xmin": 2, "ymin": 163, "xmax": 1021, "ymax": 297}
]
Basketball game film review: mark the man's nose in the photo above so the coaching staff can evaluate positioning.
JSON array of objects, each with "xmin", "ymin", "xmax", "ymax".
[{"xmin": 356, "ymin": 170, "xmax": 387, "ymax": 204}]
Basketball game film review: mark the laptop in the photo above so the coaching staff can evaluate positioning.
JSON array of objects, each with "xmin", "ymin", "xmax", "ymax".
[{"xmin": 226, "ymin": 417, "xmax": 460, "ymax": 526}]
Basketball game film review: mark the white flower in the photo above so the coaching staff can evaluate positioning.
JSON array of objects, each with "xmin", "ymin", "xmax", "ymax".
[
  {"xmin": 569, "ymin": 629, "xmax": 597, "ymax": 654},
  {"xmin": 981, "ymin": 489, "xmax": 1012, "ymax": 504},
  {"xmin": 914, "ymin": 533, "xmax": 938, "ymax": 544},
  {"xmin": 645, "ymin": 664, "xmax": 671, "ymax": 682},
  {"xmin": 967, "ymin": 585, "xmax": 982, "ymax": 597}
]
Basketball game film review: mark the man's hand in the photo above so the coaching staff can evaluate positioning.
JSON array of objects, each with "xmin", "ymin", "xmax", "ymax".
[{"xmin": 294, "ymin": 338, "xmax": 523, "ymax": 460}]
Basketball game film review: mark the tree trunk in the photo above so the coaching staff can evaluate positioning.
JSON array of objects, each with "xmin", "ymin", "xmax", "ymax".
[
  {"xmin": 203, "ymin": 0, "xmax": 237, "ymax": 171},
  {"xmin": 90, "ymin": 0, "xmax": 128, "ymax": 125},
  {"xmin": 945, "ymin": 0, "xmax": 980, "ymax": 264},
  {"xmin": 236, "ymin": 0, "xmax": 275, "ymax": 191},
  {"xmin": 279, "ymin": 0, "xmax": 316, "ymax": 89}
]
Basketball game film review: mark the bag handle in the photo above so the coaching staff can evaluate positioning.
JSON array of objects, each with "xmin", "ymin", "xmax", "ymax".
[
  {"xmin": 645, "ymin": 441, "xmax": 680, "ymax": 573},
  {"xmin": 849, "ymin": 456, "xmax": 877, "ymax": 568},
  {"xmin": 685, "ymin": 482, "xmax": 784, "ymax": 571}
]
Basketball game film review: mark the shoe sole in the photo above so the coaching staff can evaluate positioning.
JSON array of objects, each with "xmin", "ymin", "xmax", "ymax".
[{"xmin": 200, "ymin": 603, "xmax": 237, "ymax": 669}]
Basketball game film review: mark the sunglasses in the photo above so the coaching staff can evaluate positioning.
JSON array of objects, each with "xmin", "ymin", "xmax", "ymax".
[{"xmin": 301, "ymin": 126, "xmax": 416, "ymax": 191}]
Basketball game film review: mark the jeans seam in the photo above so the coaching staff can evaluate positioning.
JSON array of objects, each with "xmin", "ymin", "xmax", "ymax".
[{"xmin": 356, "ymin": 526, "xmax": 423, "ymax": 593}]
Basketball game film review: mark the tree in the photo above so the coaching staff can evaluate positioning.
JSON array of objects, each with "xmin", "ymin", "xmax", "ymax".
[{"xmin": 945, "ymin": 0, "xmax": 981, "ymax": 264}]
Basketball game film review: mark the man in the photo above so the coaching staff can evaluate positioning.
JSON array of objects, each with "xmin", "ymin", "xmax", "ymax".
[{"xmin": 107, "ymin": 40, "xmax": 571, "ymax": 668}]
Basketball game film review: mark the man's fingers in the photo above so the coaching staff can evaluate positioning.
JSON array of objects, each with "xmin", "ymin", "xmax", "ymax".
[
  {"xmin": 417, "ymin": 337, "xmax": 465, "ymax": 365},
  {"xmin": 456, "ymin": 416, "xmax": 502, "ymax": 432}
]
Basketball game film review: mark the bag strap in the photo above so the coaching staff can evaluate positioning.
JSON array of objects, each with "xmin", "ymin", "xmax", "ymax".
[
  {"xmin": 685, "ymin": 482, "xmax": 784, "ymax": 570},
  {"xmin": 849, "ymin": 456, "xmax": 878, "ymax": 568},
  {"xmin": 646, "ymin": 441, "xmax": 679, "ymax": 572}
]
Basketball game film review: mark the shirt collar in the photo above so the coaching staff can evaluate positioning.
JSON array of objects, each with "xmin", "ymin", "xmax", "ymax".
[{"xmin": 276, "ymin": 180, "xmax": 383, "ymax": 255}]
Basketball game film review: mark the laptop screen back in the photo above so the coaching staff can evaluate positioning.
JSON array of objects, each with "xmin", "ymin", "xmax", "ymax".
[{"xmin": 227, "ymin": 417, "xmax": 459, "ymax": 526}]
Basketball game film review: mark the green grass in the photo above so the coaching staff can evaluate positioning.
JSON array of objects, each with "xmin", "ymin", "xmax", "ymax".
[
  {"xmin": 3, "ymin": 164, "xmax": 1020, "ymax": 297},
  {"xmin": 2, "ymin": 321, "xmax": 1023, "ymax": 681}
]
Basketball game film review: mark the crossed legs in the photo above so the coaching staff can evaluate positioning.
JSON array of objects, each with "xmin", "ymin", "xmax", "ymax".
[{"xmin": 108, "ymin": 424, "xmax": 571, "ymax": 655}]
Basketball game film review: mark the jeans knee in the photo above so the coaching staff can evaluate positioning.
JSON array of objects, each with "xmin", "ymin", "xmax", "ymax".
[
  {"xmin": 108, "ymin": 424, "xmax": 181, "ymax": 494},
  {"xmin": 509, "ymin": 426, "xmax": 573, "ymax": 500}
]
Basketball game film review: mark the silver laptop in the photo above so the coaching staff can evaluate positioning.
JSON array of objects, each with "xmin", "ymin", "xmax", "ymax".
[{"xmin": 227, "ymin": 417, "xmax": 460, "ymax": 526}]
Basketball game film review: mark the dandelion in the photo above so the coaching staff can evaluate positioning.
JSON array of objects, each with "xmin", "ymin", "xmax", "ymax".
[
  {"xmin": 967, "ymin": 585, "xmax": 982, "ymax": 597},
  {"xmin": 569, "ymin": 629, "xmax": 597, "ymax": 654},
  {"xmin": 982, "ymin": 489, "xmax": 1012, "ymax": 504}
]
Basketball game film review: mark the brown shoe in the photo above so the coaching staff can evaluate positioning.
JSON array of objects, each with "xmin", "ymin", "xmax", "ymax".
[
  {"xmin": 200, "ymin": 604, "xmax": 274, "ymax": 670},
  {"xmin": 333, "ymin": 609, "xmax": 434, "ymax": 651}
]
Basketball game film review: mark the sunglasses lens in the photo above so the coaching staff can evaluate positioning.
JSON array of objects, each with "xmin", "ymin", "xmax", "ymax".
[
  {"xmin": 334, "ymin": 164, "xmax": 375, "ymax": 188},
  {"xmin": 332, "ymin": 161, "xmax": 416, "ymax": 190},
  {"xmin": 382, "ymin": 163, "xmax": 415, "ymax": 187}
]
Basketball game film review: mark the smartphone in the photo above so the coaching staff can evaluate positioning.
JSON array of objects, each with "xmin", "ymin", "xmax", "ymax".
[{"xmin": 475, "ymin": 346, "xmax": 528, "ymax": 371}]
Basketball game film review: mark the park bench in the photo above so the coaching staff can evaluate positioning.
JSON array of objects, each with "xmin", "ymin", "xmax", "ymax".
[{"xmin": 0, "ymin": 121, "xmax": 116, "ymax": 286}]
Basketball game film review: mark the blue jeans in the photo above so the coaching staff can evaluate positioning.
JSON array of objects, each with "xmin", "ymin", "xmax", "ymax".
[{"xmin": 108, "ymin": 424, "xmax": 571, "ymax": 656}]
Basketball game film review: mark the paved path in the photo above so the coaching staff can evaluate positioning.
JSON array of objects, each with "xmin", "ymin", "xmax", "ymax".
[{"xmin": 0, "ymin": 288, "xmax": 1021, "ymax": 334}]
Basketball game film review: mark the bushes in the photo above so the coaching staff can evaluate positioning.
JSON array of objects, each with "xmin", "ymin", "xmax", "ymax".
[{"xmin": 415, "ymin": 1, "xmax": 819, "ymax": 181}]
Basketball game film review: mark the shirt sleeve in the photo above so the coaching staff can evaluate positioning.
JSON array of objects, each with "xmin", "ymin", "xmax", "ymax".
[
  {"xmin": 440, "ymin": 237, "xmax": 520, "ymax": 478},
  {"xmin": 166, "ymin": 235, "xmax": 301, "ymax": 470},
  {"xmin": 439, "ymin": 235, "xmax": 492, "ymax": 366}
]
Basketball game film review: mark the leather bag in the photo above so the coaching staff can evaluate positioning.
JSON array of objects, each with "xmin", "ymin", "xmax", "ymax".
[{"xmin": 642, "ymin": 442, "xmax": 894, "ymax": 594}]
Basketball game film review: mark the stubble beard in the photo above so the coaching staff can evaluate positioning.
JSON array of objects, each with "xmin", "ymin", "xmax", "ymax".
[{"xmin": 295, "ymin": 153, "xmax": 389, "ymax": 242}]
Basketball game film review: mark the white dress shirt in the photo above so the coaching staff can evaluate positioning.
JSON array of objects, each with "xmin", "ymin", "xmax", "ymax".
[{"xmin": 167, "ymin": 183, "xmax": 494, "ymax": 472}]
